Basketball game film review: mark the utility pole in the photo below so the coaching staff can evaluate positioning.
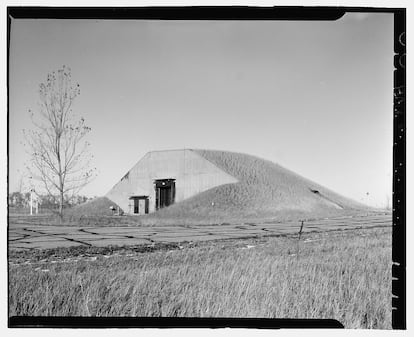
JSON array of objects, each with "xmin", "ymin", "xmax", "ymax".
[
  {"xmin": 29, "ymin": 176, "xmax": 36, "ymax": 216},
  {"xmin": 30, "ymin": 188, "xmax": 34, "ymax": 215}
]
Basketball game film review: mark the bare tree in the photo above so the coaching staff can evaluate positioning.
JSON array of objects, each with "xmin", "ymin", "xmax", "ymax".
[{"xmin": 24, "ymin": 66, "xmax": 96, "ymax": 218}]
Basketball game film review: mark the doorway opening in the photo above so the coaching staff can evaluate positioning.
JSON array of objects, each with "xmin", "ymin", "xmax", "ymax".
[
  {"xmin": 129, "ymin": 196, "xmax": 149, "ymax": 214},
  {"xmin": 154, "ymin": 179, "xmax": 176, "ymax": 210}
]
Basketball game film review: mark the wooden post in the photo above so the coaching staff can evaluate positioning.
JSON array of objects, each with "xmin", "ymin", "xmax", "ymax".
[
  {"xmin": 298, "ymin": 220, "xmax": 304, "ymax": 241},
  {"xmin": 296, "ymin": 220, "xmax": 305, "ymax": 258}
]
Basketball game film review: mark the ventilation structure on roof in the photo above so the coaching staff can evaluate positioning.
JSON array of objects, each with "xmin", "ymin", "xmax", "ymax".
[{"xmin": 309, "ymin": 187, "xmax": 344, "ymax": 209}]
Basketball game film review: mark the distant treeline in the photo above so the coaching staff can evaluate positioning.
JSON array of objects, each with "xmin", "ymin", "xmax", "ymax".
[{"xmin": 8, "ymin": 191, "xmax": 95, "ymax": 210}]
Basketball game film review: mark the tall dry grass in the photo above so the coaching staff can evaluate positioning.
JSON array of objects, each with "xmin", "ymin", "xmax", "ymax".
[{"xmin": 9, "ymin": 227, "xmax": 391, "ymax": 328}]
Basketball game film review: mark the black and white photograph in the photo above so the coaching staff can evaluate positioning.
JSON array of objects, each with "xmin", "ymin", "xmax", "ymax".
[{"xmin": 6, "ymin": 5, "xmax": 404, "ymax": 330}]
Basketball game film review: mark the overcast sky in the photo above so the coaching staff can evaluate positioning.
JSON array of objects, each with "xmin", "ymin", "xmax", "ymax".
[{"xmin": 8, "ymin": 12, "xmax": 394, "ymax": 207}]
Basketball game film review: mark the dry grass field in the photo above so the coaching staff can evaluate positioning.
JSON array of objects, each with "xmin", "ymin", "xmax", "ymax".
[{"xmin": 9, "ymin": 226, "xmax": 391, "ymax": 329}]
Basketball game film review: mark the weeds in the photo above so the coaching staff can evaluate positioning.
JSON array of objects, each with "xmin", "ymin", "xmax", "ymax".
[{"xmin": 9, "ymin": 227, "xmax": 391, "ymax": 328}]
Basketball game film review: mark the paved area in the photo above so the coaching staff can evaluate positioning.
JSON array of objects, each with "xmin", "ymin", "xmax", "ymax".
[{"xmin": 8, "ymin": 213, "xmax": 391, "ymax": 251}]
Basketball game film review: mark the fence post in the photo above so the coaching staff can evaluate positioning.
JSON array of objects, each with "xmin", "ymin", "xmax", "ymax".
[{"xmin": 296, "ymin": 220, "xmax": 305, "ymax": 258}]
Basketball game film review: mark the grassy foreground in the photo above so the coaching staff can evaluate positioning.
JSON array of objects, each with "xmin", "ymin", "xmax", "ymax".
[{"xmin": 9, "ymin": 227, "xmax": 391, "ymax": 329}]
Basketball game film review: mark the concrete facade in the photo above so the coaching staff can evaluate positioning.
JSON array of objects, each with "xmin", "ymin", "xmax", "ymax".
[{"xmin": 106, "ymin": 149, "xmax": 238, "ymax": 214}]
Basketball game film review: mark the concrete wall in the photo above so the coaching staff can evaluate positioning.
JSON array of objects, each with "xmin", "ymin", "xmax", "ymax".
[{"xmin": 106, "ymin": 149, "xmax": 238, "ymax": 214}]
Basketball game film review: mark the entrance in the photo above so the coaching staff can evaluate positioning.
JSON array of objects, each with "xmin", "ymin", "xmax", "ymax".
[
  {"xmin": 154, "ymin": 179, "xmax": 176, "ymax": 210},
  {"xmin": 130, "ymin": 196, "xmax": 149, "ymax": 214}
]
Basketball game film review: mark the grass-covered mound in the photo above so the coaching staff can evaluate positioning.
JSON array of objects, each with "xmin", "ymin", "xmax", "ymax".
[
  {"xmin": 147, "ymin": 150, "xmax": 371, "ymax": 224},
  {"xmin": 65, "ymin": 197, "xmax": 123, "ymax": 218}
]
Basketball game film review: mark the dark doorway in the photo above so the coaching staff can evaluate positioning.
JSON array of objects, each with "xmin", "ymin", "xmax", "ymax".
[
  {"xmin": 130, "ymin": 196, "xmax": 149, "ymax": 214},
  {"xmin": 154, "ymin": 179, "xmax": 176, "ymax": 210}
]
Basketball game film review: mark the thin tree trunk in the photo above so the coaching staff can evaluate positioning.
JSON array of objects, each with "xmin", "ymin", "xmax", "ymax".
[{"xmin": 59, "ymin": 189, "xmax": 64, "ymax": 219}]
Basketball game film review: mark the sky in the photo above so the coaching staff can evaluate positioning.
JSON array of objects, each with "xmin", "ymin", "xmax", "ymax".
[{"xmin": 8, "ymin": 12, "xmax": 394, "ymax": 208}]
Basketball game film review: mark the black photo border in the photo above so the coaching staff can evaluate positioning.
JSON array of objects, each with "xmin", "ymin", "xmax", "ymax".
[{"xmin": 6, "ymin": 6, "xmax": 406, "ymax": 330}]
